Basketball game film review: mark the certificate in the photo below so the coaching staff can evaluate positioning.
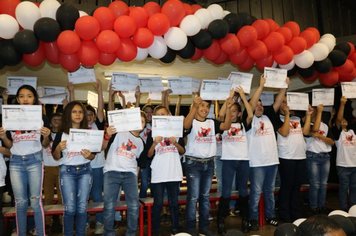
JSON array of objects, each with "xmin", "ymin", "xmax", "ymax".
[
  {"xmin": 68, "ymin": 66, "xmax": 96, "ymax": 84},
  {"xmin": 7, "ymin": 76, "xmax": 37, "ymax": 95},
  {"xmin": 2, "ymin": 105, "xmax": 42, "ymax": 130},
  {"xmin": 200, "ymin": 80, "xmax": 232, "ymax": 100},
  {"xmin": 148, "ymin": 92, "xmax": 162, "ymax": 101},
  {"xmin": 139, "ymin": 77, "xmax": 163, "ymax": 93},
  {"xmin": 312, "ymin": 88, "xmax": 334, "ymax": 106},
  {"xmin": 107, "ymin": 107, "xmax": 142, "ymax": 132},
  {"xmin": 264, "ymin": 67, "xmax": 288, "ymax": 88},
  {"xmin": 228, "ymin": 72, "xmax": 253, "ymax": 94},
  {"xmin": 152, "ymin": 116, "xmax": 184, "ymax": 138},
  {"xmin": 168, "ymin": 77, "xmax": 197, "ymax": 95},
  {"xmin": 286, "ymin": 92, "xmax": 309, "ymax": 111},
  {"xmin": 192, "ymin": 78, "xmax": 201, "ymax": 93},
  {"xmin": 111, "ymin": 72, "xmax": 139, "ymax": 91},
  {"xmin": 119, "ymin": 91, "xmax": 136, "ymax": 106},
  {"xmin": 87, "ymin": 91, "xmax": 98, "ymax": 108},
  {"xmin": 37, "ymin": 86, "xmax": 66, "ymax": 98},
  {"xmin": 39, "ymin": 94, "xmax": 66, "ymax": 105},
  {"xmin": 67, "ymin": 129, "xmax": 104, "ymax": 152},
  {"xmin": 341, "ymin": 82, "xmax": 356, "ymax": 99},
  {"xmin": 260, "ymin": 92, "xmax": 275, "ymax": 106}
]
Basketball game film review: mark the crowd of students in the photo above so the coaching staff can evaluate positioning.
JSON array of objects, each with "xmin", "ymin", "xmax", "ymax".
[{"xmin": 0, "ymin": 74, "xmax": 355, "ymax": 236}]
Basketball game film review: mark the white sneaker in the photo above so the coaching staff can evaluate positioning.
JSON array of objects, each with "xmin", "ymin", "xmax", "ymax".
[
  {"xmin": 11, "ymin": 229, "xmax": 17, "ymax": 236},
  {"xmin": 94, "ymin": 222, "xmax": 104, "ymax": 235}
]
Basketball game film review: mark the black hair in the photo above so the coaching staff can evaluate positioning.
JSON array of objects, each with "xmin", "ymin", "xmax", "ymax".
[
  {"xmin": 86, "ymin": 104, "xmax": 97, "ymax": 116},
  {"xmin": 297, "ymin": 215, "xmax": 344, "ymax": 236}
]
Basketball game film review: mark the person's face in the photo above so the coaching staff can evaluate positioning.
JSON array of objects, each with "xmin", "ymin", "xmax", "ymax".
[
  {"xmin": 341, "ymin": 118, "xmax": 348, "ymax": 129},
  {"xmin": 71, "ymin": 105, "xmax": 84, "ymax": 125},
  {"xmin": 255, "ymin": 101, "xmax": 264, "ymax": 117},
  {"xmin": 155, "ymin": 108, "xmax": 169, "ymax": 116},
  {"xmin": 17, "ymin": 88, "xmax": 35, "ymax": 105},
  {"xmin": 196, "ymin": 101, "xmax": 210, "ymax": 119},
  {"xmin": 230, "ymin": 104, "xmax": 240, "ymax": 122},
  {"xmin": 86, "ymin": 110, "xmax": 96, "ymax": 124},
  {"xmin": 51, "ymin": 116, "xmax": 62, "ymax": 129},
  {"xmin": 144, "ymin": 107, "xmax": 153, "ymax": 122},
  {"xmin": 325, "ymin": 229, "xmax": 346, "ymax": 236}
]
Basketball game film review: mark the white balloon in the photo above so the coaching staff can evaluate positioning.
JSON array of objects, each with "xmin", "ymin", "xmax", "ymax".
[
  {"xmin": 293, "ymin": 218, "xmax": 306, "ymax": 226},
  {"xmin": 349, "ymin": 205, "xmax": 356, "ymax": 216},
  {"xmin": 180, "ymin": 15, "xmax": 201, "ymax": 36},
  {"xmin": 135, "ymin": 47, "xmax": 148, "ymax": 61},
  {"xmin": 194, "ymin": 8, "xmax": 213, "ymax": 29},
  {"xmin": 79, "ymin": 11, "xmax": 88, "ymax": 17},
  {"xmin": 328, "ymin": 210, "xmax": 350, "ymax": 217},
  {"xmin": 294, "ymin": 50, "xmax": 314, "ymax": 69},
  {"xmin": 308, "ymin": 42, "xmax": 329, "ymax": 61},
  {"xmin": 0, "ymin": 14, "xmax": 19, "ymax": 39},
  {"xmin": 272, "ymin": 61, "xmax": 278, "ymax": 68},
  {"xmin": 207, "ymin": 4, "xmax": 224, "ymax": 20},
  {"xmin": 164, "ymin": 27, "xmax": 188, "ymax": 51},
  {"xmin": 15, "ymin": 1, "xmax": 41, "ymax": 30},
  {"xmin": 320, "ymin": 34, "xmax": 336, "ymax": 52},
  {"xmin": 351, "ymin": 101, "xmax": 356, "ymax": 109},
  {"xmin": 353, "ymin": 109, "xmax": 356, "ymax": 118},
  {"xmin": 39, "ymin": 0, "xmax": 60, "ymax": 19},
  {"xmin": 174, "ymin": 233, "xmax": 192, "ymax": 236},
  {"xmin": 148, "ymin": 36, "xmax": 167, "ymax": 59},
  {"xmin": 279, "ymin": 59, "xmax": 295, "ymax": 70},
  {"xmin": 223, "ymin": 10, "xmax": 231, "ymax": 17}
]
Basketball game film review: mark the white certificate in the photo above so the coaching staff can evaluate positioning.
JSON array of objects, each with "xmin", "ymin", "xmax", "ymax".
[
  {"xmin": 260, "ymin": 92, "xmax": 275, "ymax": 106},
  {"xmin": 148, "ymin": 92, "xmax": 162, "ymax": 101},
  {"xmin": 192, "ymin": 78, "xmax": 201, "ymax": 93},
  {"xmin": 286, "ymin": 92, "xmax": 309, "ymax": 111},
  {"xmin": 7, "ymin": 76, "xmax": 37, "ymax": 95},
  {"xmin": 37, "ymin": 86, "xmax": 66, "ymax": 98},
  {"xmin": 168, "ymin": 77, "xmax": 196, "ymax": 95},
  {"xmin": 111, "ymin": 72, "xmax": 139, "ymax": 91},
  {"xmin": 312, "ymin": 88, "xmax": 334, "ymax": 106},
  {"xmin": 67, "ymin": 129, "xmax": 104, "ymax": 152},
  {"xmin": 39, "ymin": 94, "xmax": 66, "ymax": 105},
  {"xmin": 139, "ymin": 77, "xmax": 163, "ymax": 93},
  {"xmin": 228, "ymin": 72, "xmax": 253, "ymax": 94},
  {"xmin": 200, "ymin": 80, "xmax": 232, "ymax": 100},
  {"xmin": 341, "ymin": 82, "xmax": 356, "ymax": 99},
  {"xmin": 87, "ymin": 91, "xmax": 98, "ymax": 108},
  {"xmin": 152, "ymin": 116, "xmax": 184, "ymax": 138},
  {"xmin": 107, "ymin": 107, "xmax": 142, "ymax": 132},
  {"xmin": 119, "ymin": 91, "xmax": 136, "ymax": 106},
  {"xmin": 2, "ymin": 105, "xmax": 42, "ymax": 130},
  {"xmin": 264, "ymin": 67, "xmax": 288, "ymax": 88},
  {"xmin": 68, "ymin": 66, "xmax": 96, "ymax": 84}
]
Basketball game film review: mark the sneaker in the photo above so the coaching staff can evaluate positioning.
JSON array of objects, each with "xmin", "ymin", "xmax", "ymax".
[
  {"xmin": 265, "ymin": 217, "xmax": 279, "ymax": 226},
  {"xmin": 199, "ymin": 228, "xmax": 215, "ymax": 236},
  {"xmin": 241, "ymin": 218, "xmax": 250, "ymax": 233},
  {"xmin": 94, "ymin": 222, "xmax": 104, "ymax": 235},
  {"xmin": 249, "ymin": 220, "xmax": 259, "ymax": 231}
]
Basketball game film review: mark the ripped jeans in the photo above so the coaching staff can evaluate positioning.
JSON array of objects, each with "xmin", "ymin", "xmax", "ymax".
[{"xmin": 10, "ymin": 152, "xmax": 45, "ymax": 236}]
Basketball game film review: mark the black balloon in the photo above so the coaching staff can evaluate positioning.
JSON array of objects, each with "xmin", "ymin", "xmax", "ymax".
[
  {"xmin": 56, "ymin": 3, "xmax": 79, "ymax": 30},
  {"xmin": 328, "ymin": 49, "xmax": 347, "ymax": 67},
  {"xmin": 160, "ymin": 48, "xmax": 176, "ymax": 63},
  {"xmin": 297, "ymin": 65, "xmax": 315, "ymax": 78},
  {"xmin": 191, "ymin": 30, "xmax": 213, "ymax": 49},
  {"xmin": 208, "ymin": 19, "xmax": 229, "ymax": 39},
  {"xmin": 177, "ymin": 39, "xmax": 195, "ymax": 59},
  {"xmin": 335, "ymin": 42, "xmax": 351, "ymax": 56},
  {"xmin": 329, "ymin": 215, "xmax": 355, "ymax": 235},
  {"xmin": 274, "ymin": 223, "xmax": 298, "ymax": 236},
  {"xmin": 34, "ymin": 17, "xmax": 61, "ymax": 42},
  {"xmin": 236, "ymin": 12, "xmax": 256, "ymax": 29},
  {"xmin": 287, "ymin": 66, "xmax": 297, "ymax": 76},
  {"xmin": 314, "ymin": 58, "xmax": 332, "ymax": 73},
  {"xmin": 13, "ymin": 30, "xmax": 39, "ymax": 54},
  {"xmin": 0, "ymin": 40, "xmax": 22, "ymax": 66},
  {"xmin": 223, "ymin": 13, "xmax": 239, "ymax": 33}
]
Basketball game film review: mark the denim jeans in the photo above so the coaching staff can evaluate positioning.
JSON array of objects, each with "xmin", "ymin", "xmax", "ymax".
[
  {"xmin": 151, "ymin": 181, "xmax": 180, "ymax": 234},
  {"xmin": 221, "ymin": 160, "xmax": 249, "ymax": 198},
  {"xmin": 306, "ymin": 151, "xmax": 330, "ymax": 209},
  {"xmin": 139, "ymin": 167, "xmax": 151, "ymax": 198},
  {"xmin": 214, "ymin": 156, "xmax": 223, "ymax": 195},
  {"xmin": 60, "ymin": 163, "xmax": 92, "ymax": 236},
  {"xmin": 90, "ymin": 167, "xmax": 104, "ymax": 223},
  {"xmin": 249, "ymin": 165, "xmax": 278, "ymax": 220},
  {"xmin": 10, "ymin": 153, "xmax": 45, "ymax": 236},
  {"xmin": 184, "ymin": 159, "xmax": 214, "ymax": 231},
  {"xmin": 337, "ymin": 166, "xmax": 356, "ymax": 211},
  {"xmin": 103, "ymin": 171, "xmax": 139, "ymax": 236}
]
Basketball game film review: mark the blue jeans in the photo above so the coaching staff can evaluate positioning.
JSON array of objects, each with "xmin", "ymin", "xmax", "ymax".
[
  {"xmin": 60, "ymin": 163, "xmax": 93, "ymax": 236},
  {"xmin": 249, "ymin": 165, "xmax": 278, "ymax": 220},
  {"xmin": 103, "ymin": 171, "xmax": 139, "ymax": 236},
  {"xmin": 221, "ymin": 160, "xmax": 249, "ymax": 198},
  {"xmin": 337, "ymin": 166, "xmax": 356, "ymax": 211},
  {"xmin": 151, "ymin": 181, "xmax": 180, "ymax": 234},
  {"xmin": 184, "ymin": 159, "xmax": 214, "ymax": 231},
  {"xmin": 214, "ymin": 156, "xmax": 223, "ymax": 195},
  {"xmin": 90, "ymin": 167, "xmax": 104, "ymax": 223},
  {"xmin": 139, "ymin": 167, "xmax": 151, "ymax": 198},
  {"xmin": 10, "ymin": 153, "xmax": 45, "ymax": 236},
  {"xmin": 306, "ymin": 151, "xmax": 330, "ymax": 209}
]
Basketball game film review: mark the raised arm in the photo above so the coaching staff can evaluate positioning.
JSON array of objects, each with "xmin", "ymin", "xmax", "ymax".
[
  {"xmin": 2, "ymin": 89, "xmax": 8, "ymax": 105},
  {"xmin": 336, "ymin": 96, "xmax": 347, "ymax": 128},
  {"xmin": 312, "ymin": 104, "xmax": 324, "ymax": 132},
  {"xmin": 67, "ymin": 82, "xmax": 75, "ymax": 102},
  {"xmin": 302, "ymin": 105, "xmax": 313, "ymax": 135},
  {"xmin": 219, "ymin": 97, "xmax": 233, "ymax": 130},
  {"xmin": 237, "ymin": 87, "xmax": 253, "ymax": 126},
  {"xmin": 273, "ymin": 77, "xmax": 289, "ymax": 112},
  {"xmin": 175, "ymin": 95, "xmax": 182, "ymax": 116},
  {"xmin": 135, "ymin": 86, "xmax": 141, "ymax": 108},
  {"xmin": 277, "ymin": 104, "xmax": 290, "ymax": 137},
  {"xmin": 95, "ymin": 79, "xmax": 105, "ymax": 122},
  {"xmin": 250, "ymin": 75, "xmax": 265, "ymax": 111},
  {"xmin": 183, "ymin": 96, "xmax": 201, "ymax": 129}
]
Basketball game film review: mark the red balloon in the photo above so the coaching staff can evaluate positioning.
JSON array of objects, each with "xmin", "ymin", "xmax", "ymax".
[
  {"xmin": 264, "ymin": 32, "xmax": 285, "ymax": 52},
  {"xmin": 96, "ymin": 30, "xmax": 121, "ymax": 53},
  {"xmin": 191, "ymin": 48, "xmax": 203, "ymax": 60},
  {"xmin": 108, "ymin": 0, "xmax": 129, "ymax": 17},
  {"xmin": 133, "ymin": 28, "xmax": 154, "ymax": 48},
  {"xmin": 99, "ymin": 52, "xmax": 116, "ymax": 66},
  {"xmin": 161, "ymin": 0, "xmax": 186, "ymax": 27},
  {"xmin": 349, "ymin": 52, "xmax": 356, "ymax": 67},
  {"xmin": 204, "ymin": 40, "xmax": 221, "ymax": 61},
  {"xmin": 301, "ymin": 72, "xmax": 318, "ymax": 84},
  {"xmin": 23, "ymin": 43, "xmax": 45, "ymax": 67},
  {"xmin": 129, "ymin": 7, "xmax": 149, "ymax": 28},
  {"xmin": 238, "ymin": 55, "xmax": 254, "ymax": 71},
  {"xmin": 219, "ymin": 33, "xmax": 240, "ymax": 55},
  {"xmin": 247, "ymin": 40, "xmax": 268, "ymax": 60},
  {"xmin": 300, "ymin": 29, "xmax": 318, "ymax": 49},
  {"xmin": 213, "ymin": 51, "xmax": 228, "ymax": 65},
  {"xmin": 252, "ymin": 20, "xmax": 270, "ymax": 40},
  {"xmin": 143, "ymin": 2, "xmax": 161, "ymax": 16},
  {"xmin": 348, "ymin": 42, "xmax": 355, "ymax": 57},
  {"xmin": 114, "ymin": 15, "xmax": 137, "ymax": 38},
  {"xmin": 191, "ymin": 4, "xmax": 202, "ymax": 13},
  {"xmin": 147, "ymin": 13, "xmax": 170, "ymax": 36},
  {"xmin": 57, "ymin": 31, "xmax": 81, "ymax": 55},
  {"xmin": 277, "ymin": 27, "xmax": 293, "ymax": 43},
  {"xmin": 229, "ymin": 49, "xmax": 248, "ymax": 65},
  {"xmin": 43, "ymin": 42, "xmax": 59, "ymax": 64},
  {"xmin": 59, "ymin": 53, "xmax": 80, "ymax": 72},
  {"xmin": 0, "ymin": 0, "xmax": 20, "ymax": 17},
  {"xmin": 305, "ymin": 27, "xmax": 320, "ymax": 42},
  {"xmin": 319, "ymin": 70, "xmax": 339, "ymax": 87},
  {"xmin": 283, "ymin": 21, "xmax": 300, "ymax": 37},
  {"xmin": 93, "ymin": 7, "xmax": 115, "ymax": 30},
  {"xmin": 78, "ymin": 41, "xmax": 99, "ymax": 67},
  {"xmin": 116, "ymin": 38, "xmax": 137, "ymax": 62},
  {"xmin": 335, "ymin": 59, "xmax": 354, "ymax": 74},
  {"xmin": 183, "ymin": 3, "xmax": 193, "ymax": 15},
  {"xmin": 265, "ymin": 19, "xmax": 280, "ymax": 32},
  {"xmin": 75, "ymin": 16, "xmax": 100, "ymax": 41},
  {"xmin": 256, "ymin": 54, "xmax": 274, "ymax": 71},
  {"xmin": 288, "ymin": 36, "xmax": 307, "ymax": 54},
  {"xmin": 273, "ymin": 45, "xmax": 294, "ymax": 65},
  {"xmin": 237, "ymin": 26, "xmax": 258, "ymax": 47}
]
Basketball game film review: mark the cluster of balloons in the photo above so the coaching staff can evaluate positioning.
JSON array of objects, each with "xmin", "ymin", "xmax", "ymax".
[{"xmin": 0, "ymin": 0, "xmax": 355, "ymax": 87}]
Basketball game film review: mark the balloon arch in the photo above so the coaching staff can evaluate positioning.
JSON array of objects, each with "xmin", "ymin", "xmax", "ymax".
[{"xmin": 0, "ymin": 0, "xmax": 355, "ymax": 87}]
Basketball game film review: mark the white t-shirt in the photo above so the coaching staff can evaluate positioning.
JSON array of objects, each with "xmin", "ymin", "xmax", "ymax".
[
  {"xmin": 56, "ymin": 133, "xmax": 90, "ymax": 166},
  {"xmin": 277, "ymin": 116, "xmax": 306, "ymax": 160},
  {"xmin": 43, "ymin": 132, "xmax": 60, "ymax": 166},
  {"xmin": 104, "ymin": 132, "xmax": 145, "ymax": 175},
  {"xmin": 306, "ymin": 122, "xmax": 332, "ymax": 153},
  {"xmin": 9, "ymin": 130, "xmax": 42, "ymax": 156},
  {"xmin": 336, "ymin": 129, "xmax": 356, "ymax": 167},
  {"xmin": 0, "ymin": 141, "xmax": 6, "ymax": 187},
  {"xmin": 185, "ymin": 119, "xmax": 217, "ymax": 158},
  {"xmin": 221, "ymin": 122, "xmax": 248, "ymax": 160},
  {"xmin": 150, "ymin": 138, "xmax": 183, "ymax": 183},
  {"xmin": 89, "ymin": 122, "xmax": 105, "ymax": 168}
]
